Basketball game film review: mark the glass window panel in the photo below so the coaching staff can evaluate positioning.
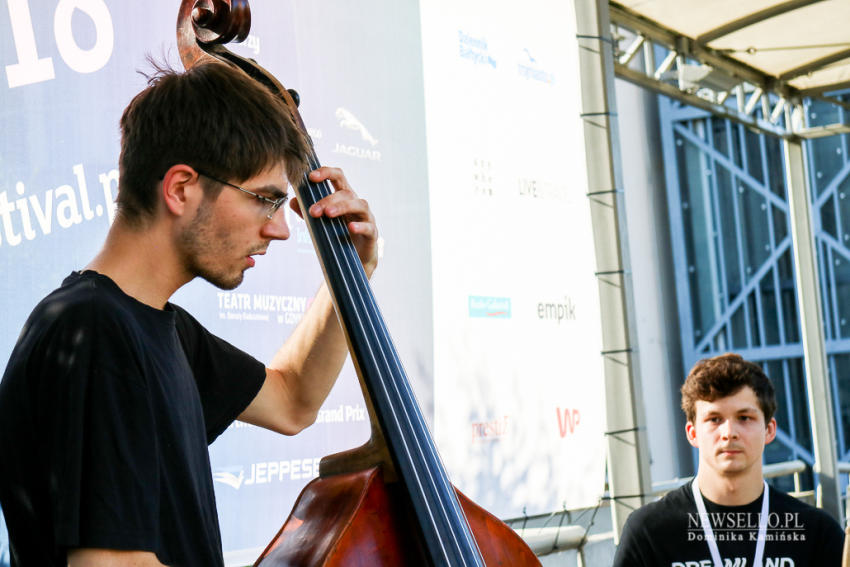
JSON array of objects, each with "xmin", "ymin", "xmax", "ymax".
[
  {"xmin": 788, "ymin": 358, "xmax": 813, "ymax": 453},
  {"xmin": 835, "ymin": 173, "xmax": 850, "ymax": 248},
  {"xmin": 777, "ymin": 249, "xmax": 800, "ymax": 343},
  {"xmin": 808, "ymin": 98, "xmax": 843, "ymax": 128},
  {"xmin": 771, "ymin": 204, "xmax": 788, "ymax": 247},
  {"xmin": 744, "ymin": 128, "xmax": 764, "ymax": 184},
  {"xmin": 731, "ymin": 123, "xmax": 743, "ymax": 169},
  {"xmin": 748, "ymin": 292, "xmax": 761, "ymax": 346},
  {"xmin": 809, "ymin": 135, "xmax": 845, "ymax": 197},
  {"xmin": 833, "ymin": 354, "xmax": 850, "ymax": 456},
  {"xmin": 833, "ymin": 252, "xmax": 850, "ymax": 339},
  {"xmin": 738, "ymin": 185, "xmax": 771, "ymax": 275},
  {"xmin": 677, "ymin": 133, "xmax": 718, "ymax": 341},
  {"xmin": 820, "ymin": 195, "xmax": 838, "ymax": 239},
  {"xmin": 731, "ymin": 304, "xmax": 748, "ymax": 348},
  {"xmin": 715, "ymin": 166, "xmax": 741, "ymax": 298},
  {"xmin": 760, "ymin": 271, "xmax": 780, "ymax": 345},
  {"xmin": 711, "ymin": 117, "xmax": 728, "ymax": 158},
  {"xmin": 764, "ymin": 135, "xmax": 786, "ymax": 198}
]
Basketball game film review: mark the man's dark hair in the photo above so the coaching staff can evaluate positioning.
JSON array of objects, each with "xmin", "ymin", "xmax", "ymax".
[
  {"xmin": 680, "ymin": 353, "xmax": 777, "ymax": 424},
  {"xmin": 117, "ymin": 60, "xmax": 309, "ymax": 224}
]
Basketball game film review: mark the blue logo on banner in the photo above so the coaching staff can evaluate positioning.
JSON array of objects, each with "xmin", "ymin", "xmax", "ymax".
[
  {"xmin": 518, "ymin": 48, "xmax": 555, "ymax": 84},
  {"xmin": 458, "ymin": 31, "xmax": 497, "ymax": 68},
  {"xmin": 213, "ymin": 467, "xmax": 246, "ymax": 490},
  {"xmin": 468, "ymin": 296, "xmax": 511, "ymax": 318}
]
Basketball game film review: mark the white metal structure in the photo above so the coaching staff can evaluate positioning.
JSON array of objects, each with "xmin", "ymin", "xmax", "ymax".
[
  {"xmin": 611, "ymin": 0, "xmax": 849, "ymax": 523},
  {"xmin": 611, "ymin": 0, "xmax": 850, "ymax": 139},
  {"xmin": 572, "ymin": 0, "xmax": 850, "ymax": 537}
]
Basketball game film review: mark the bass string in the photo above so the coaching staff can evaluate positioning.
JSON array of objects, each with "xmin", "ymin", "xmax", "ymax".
[
  {"xmin": 298, "ymin": 151, "xmax": 482, "ymax": 563},
  {"xmin": 297, "ymin": 157, "xmax": 449, "ymax": 517},
  {"xmin": 297, "ymin": 159, "xmax": 445, "ymax": 504}
]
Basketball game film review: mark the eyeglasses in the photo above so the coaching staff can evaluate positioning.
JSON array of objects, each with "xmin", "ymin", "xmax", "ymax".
[{"xmin": 196, "ymin": 169, "xmax": 289, "ymax": 220}]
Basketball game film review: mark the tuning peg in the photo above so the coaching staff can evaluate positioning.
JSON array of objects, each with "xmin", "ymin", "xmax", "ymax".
[{"xmin": 288, "ymin": 89, "xmax": 300, "ymax": 108}]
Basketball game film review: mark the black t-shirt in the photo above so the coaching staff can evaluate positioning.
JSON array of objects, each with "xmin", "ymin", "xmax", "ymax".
[
  {"xmin": 0, "ymin": 271, "xmax": 267, "ymax": 567},
  {"xmin": 613, "ymin": 479, "xmax": 844, "ymax": 567}
]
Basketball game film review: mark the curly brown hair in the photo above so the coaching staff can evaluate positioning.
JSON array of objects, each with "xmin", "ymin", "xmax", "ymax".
[{"xmin": 680, "ymin": 353, "xmax": 776, "ymax": 424}]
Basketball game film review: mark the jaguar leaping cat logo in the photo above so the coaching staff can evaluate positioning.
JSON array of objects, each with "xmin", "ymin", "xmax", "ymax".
[
  {"xmin": 336, "ymin": 107, "xmax": 379, "ymax": 146},
  {"xmin": 213, "ymin": 469, "xmax": 245, "ymax": 490}
]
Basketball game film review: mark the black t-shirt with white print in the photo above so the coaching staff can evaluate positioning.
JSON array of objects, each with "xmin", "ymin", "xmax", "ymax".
[{"xmin": 613, "ymin": 479, "xmax": 844, "ymax": 567}]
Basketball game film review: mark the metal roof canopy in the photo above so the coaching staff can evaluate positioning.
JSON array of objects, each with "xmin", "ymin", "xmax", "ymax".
[{"xmin": 610, "ymin": 0, "xmax": 850, "ymax": 139}]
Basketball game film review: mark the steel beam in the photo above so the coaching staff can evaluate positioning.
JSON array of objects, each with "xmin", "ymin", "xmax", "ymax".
[
  {"xmin": 782, "ymin": 128, "xmax": 843, "ymax": 522},
  {"xmin": 575, "ymin": 0, "xmax": 652, "ymax": 541}
]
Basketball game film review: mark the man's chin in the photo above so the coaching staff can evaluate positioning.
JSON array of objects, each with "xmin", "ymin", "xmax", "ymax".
[
  {"xmin": 201, "ymin": 269, "xmax": 245, "ymax": 291},
  {"xmin": 714, "ymin": 460, "xmax": 750, "ymax": 476}
]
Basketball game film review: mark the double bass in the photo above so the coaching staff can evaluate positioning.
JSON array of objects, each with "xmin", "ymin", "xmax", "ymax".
[{"xmin": 176, "ymin": 2, "xmax": 541, "ymax": 565}]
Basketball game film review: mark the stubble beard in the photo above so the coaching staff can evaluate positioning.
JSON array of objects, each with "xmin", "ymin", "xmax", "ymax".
[{"xmin": 179, "ymin": 201, "xmax": 246, "ymax": 290}]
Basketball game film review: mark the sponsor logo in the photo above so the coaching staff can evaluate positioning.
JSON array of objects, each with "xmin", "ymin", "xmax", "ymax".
[
  {"xmin": 315, "ymin": 403, "xmax": 368, "ymax": 424},
  {"xmin": 332, "ymin": 142, "xmax": 381, "ymax": 161},
  {"xmin": 517, "ymin": 177, "xmax": 568, "ymax": 200},
  {"xmin": 333, "ymin": 107, "xmax": 381, "ymax": 161},
  {"xmin": 0, "ymin": 163, "xmax": 119, "ymax": 248},
  {"xmin": 458, "ymin": 30, "xmax": 497, "ymax": 68},
  {"xmin": 335, "ymin": 108, "xmax": 378, "ymax": 146},
  {"xmin": 217, "ymin": 292, "xmax": 312, "ymax": 325},
  {"xmin": 468, "ymin": 296, "xmax": 511, "ymax": 318},
  {"xmin": 471, "ymin": 415, "xmax": 510, "ymax": 443},
  {"xmin": 537, "ymin": 296, "xmax": 576, "ymax": 324},
  {"xmin": 213, "ymin": 467, "xmax": 246, "ymax": 490},
  {"xmin": 213, "ymin": 457, "xmax": 321, "ymax": 489},
  {"xmin": 556, "ymin": 407, "xmax": 581, "ymax": 437},
  {"xmin": 473, "ymin": 158, "xmax": 494, "ymax": 197},
  {"xmin": 517, "ymin": 48, "xmax": 554, "ymax": 85}
]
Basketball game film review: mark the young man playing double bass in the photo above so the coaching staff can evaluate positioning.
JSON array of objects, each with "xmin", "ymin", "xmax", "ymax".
[
  {"xmin": 0, "ymin": 61, "xmax": 379, "ymax": 567},
  {"xmin": 613, "ymin": 353, "xmax": 844, "ymax": 566}
]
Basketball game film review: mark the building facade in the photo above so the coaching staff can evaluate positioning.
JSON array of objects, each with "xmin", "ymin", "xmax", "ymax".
[{"xmin": 657, "ymin": 92, "xmax": 850, "ymax": 492}]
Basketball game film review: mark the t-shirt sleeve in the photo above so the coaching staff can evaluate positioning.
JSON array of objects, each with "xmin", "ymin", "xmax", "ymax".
[
  {"xmin": 172, "ymin": 306, "xmax": 266, "ymax": 443},
  {"xmin": 612, "ymin": 509, "xmax": 651, "ymax": 567},
  {"xmin": 34, "ymin": 302, "xmax": 160, "ymax": 552}
]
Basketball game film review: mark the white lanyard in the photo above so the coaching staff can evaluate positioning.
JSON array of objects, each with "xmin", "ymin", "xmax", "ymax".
[{"xmin": 692, "ymin": 479, "xmax": 769, "ymax": 567}]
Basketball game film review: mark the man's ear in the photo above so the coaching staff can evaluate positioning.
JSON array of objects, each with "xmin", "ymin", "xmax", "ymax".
[
  {"xmin": 161, "ymin": 164, "xmax": 201, "ymax": 217},
  {"xmin": 686, "ymin": 421, "xmax": 699, "ymax": 448},
  {"xmin": 764, "ymin": 417, "xmax": 777, "ymax": 445}
]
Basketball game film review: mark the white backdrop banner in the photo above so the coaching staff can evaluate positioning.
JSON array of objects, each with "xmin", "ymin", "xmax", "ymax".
[
  {"xmin": 419, "ymin": 0, "xmax": 607, "ymax": 516},
  {"xmin": 0, "ymin": 0, "xmax": 606, "ymax": 561}
]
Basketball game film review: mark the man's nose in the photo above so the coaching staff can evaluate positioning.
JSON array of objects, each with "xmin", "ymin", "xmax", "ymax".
[
  {"xmin": 720, "ymin": 419, "xmax": 738, "ymax": 439},
  {"xmin": 261, "ymin": 208, "xmax": 290, "ymax": 240}
]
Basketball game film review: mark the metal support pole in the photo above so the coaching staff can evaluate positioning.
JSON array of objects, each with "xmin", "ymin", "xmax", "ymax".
[
  {"xmin": 783, "ymin": 133, "xmax": 843, "ymax": 522},
  {"xmin": 574, "ymin": 0, "xmax": 652, "ymax": 540}
]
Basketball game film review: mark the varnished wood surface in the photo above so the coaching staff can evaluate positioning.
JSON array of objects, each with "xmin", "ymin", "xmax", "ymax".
[{"xmin": 255, "ymin": 468, "xmax": 541, "ymax": 567}]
